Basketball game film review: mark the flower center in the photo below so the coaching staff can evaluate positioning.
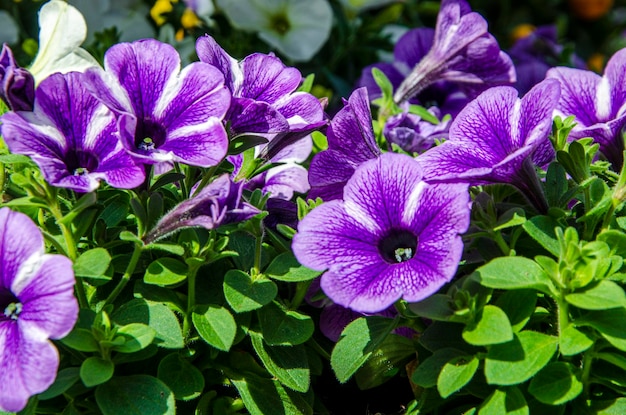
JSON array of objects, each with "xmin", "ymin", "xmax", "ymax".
[
  {"xmin": 378, "ymin": 228, "xmax": 418, "ymax": 264},
  {"xmin": 135, "ymin": 119, "xmax": 167, "ymax": 152},
  {"xmin": 0, "ymin": 288, "xmax": 22, "ymax": 321},
  {"xmin": 65, "ymin": 150, "xmax": 99, "ymax": 176},
  {"xmin": 270, "ymin": 13, "xmax": 291, "ymax": 35}
]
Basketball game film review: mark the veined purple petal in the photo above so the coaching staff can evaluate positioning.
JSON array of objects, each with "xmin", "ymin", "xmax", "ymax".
[
  {"xmin": 602, "ymin": 48, "xmax": 626, "ymax": 119},
  {"xmin": 394, "ymin": 28, "xmax": 435, "ymax": 70},
  {"xmin": 295, "ymin": 153, "xmax": 470, "ymax": 312},
  {"xmin": 87, "ymin": 39, "xmax": 230, "ymax": 167},
  {"xmin": 0, "ymin": 208, "xmax": 77, "ymax": 413},
  {"xmin": 195, "ymin": 34, "xmax": 240, "ymax": 92},
  {"xmin": 547, "ymin": 67, "xmax": 601, "ymax": 127},
  {"xmin": 264, "ymin": 164, "xmax": 310, "ymax": 200},
  {"xmin": 0, "ymin": 72, "xmax": 145, "ymax": 192},
  {"xmin": 239, "ymin": 53, "xmax": 301, "ymax": 103},
  {"xmin": 432, "ymin": 0, "xmax": 487, "ymax": 62},
  {"xmin": 0, "ymin": 325, "xmax": 59, "ymax": 412},
  {"xmin": 228, "ymin": 98, "xmax": 289, "ymax": 135}
]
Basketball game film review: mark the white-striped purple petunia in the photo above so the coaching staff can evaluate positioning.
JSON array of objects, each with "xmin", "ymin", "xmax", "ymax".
[
  {"xmin": 0, "ymin": 208, "xmax": 78, "ymax": 412},
  {"xmin": 308, "ymin": 87, "xmax": 381, "ymax": 201},
  {"xmin": 0, "ymin": 71, "xmax": 145, "ymax": 192},
  {"xmin": 418, "ymin": 79, "xmax": 561, "ymax": 213},
  {"xmin": 85, "ymin": 39, "xmax": 231, "ymax": 171},
  {"xmin": 195, "ymin": 35, "xmax": 326, "ymax": 142},
  {"xmin": 546, "ymin": 48, "xmax": 626, "ymax": 170},
  {"xmin": 293, "ymin": 152, "xmax": 470, "ymax": 313},
  {"xmin": 393, "ymin": 0, "xmax": 515, "ymax": 105}
]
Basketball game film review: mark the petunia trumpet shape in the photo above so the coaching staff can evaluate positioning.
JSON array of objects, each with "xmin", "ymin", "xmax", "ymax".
[
  {"xmin": 196, "ymin": 35, "xmax": 326, "ymax": 142},
  {"xmin": 0, "ymin": 44, "xmax": 35, "ymax": 111},
  {"xmin": 85, "ymin": 39, "xmax": 231, "ymax": 171},
  {"xmin": 143, "ymin": 174, "xmax": 260, "ymax": 244},
  {"xmin": 308, "ymin": 87, "xmax": 381, "ymax": 201},
  {"xmin": 0, "ymin": 72, "xmax": 145, "ymax": 192},
  {"xmin": 393, "ymin": 0, "xmax": 515, "ymax": 104},
  {"xmin": 0, "ymin": 207, "xmax": 78, "ymax": 412},
  {"xmin": 293, "ymin": 152, "xmax": 471, "ymax": 313},
  {"xmin": 546, "ymin": 48, "xmax": 626, "ymax": 170},
  {"xmin": 418, "ymin": 79, "xmax": 561, "ymax": 213}
]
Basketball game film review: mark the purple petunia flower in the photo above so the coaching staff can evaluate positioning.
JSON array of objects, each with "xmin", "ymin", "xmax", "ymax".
[
  {"xmin": 358, "ymin": 28, "xmax": 469, "ymax": 118},
  {"xmin": 0, "ymin": 208, "xmax": 78, "ymax": 412},
  {"xmin": 418, "ymin": 79, "xmax": 561, "ymax": 213},
  {"xmin": 508, "ymin": 25, "xmax": 586, "ymax": 95},
  {"xmin": 0, "ymin": 72, "xmax": 145, "ymax": 192},
  {"xmin": 393, "ymin": 0, "xmax": 515, "ymax": 105},
  {"xmin": 293, "ymin": 152, "xmax": 471, "ymax": 313},
  {"xmin": 308, "ymin": 87, "xmax": 381, "ymax": 201},
  {"xmin": 546, "ymin": 48, "xmax": 626, "ymax": 170},
  {"xmin": 85, "ymin": 39, "xmax": 230, "ymax": 171},
  {"xmin": 0, "ymin": 44, "xmax": 35, "ymax": 112},
  {"xmin": 195, "ymin": 35, "xmax": 325, "ymax": 141},
  {"xmin": 143, "ymin": 174, "xmax": 260, "ymax": 244},
  {"xmin": 384, "ymin": 107, "xmax": 451, "ymax": 153}
]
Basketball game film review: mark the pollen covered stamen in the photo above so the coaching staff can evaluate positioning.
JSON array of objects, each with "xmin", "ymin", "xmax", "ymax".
[{"xmin": 4, "ymin": 301, "xmax": 23, "ymax": 320}]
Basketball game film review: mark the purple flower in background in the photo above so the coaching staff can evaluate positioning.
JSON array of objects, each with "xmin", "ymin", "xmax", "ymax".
[
  {"xmin": 308, "ymin": 87, "xmax": 381, "ymax": 201},
  {"xmin": 547, "ymin": 48, "xmax": 626, "ymax": 170},
  {"xmin": 0, "ymin": 208, "xmax": 78, "ymax": 412},
  {"xmin": 358, "ymin": 28, "xmax": 469, "ymax": 118},
  {"xmin": 508, "ymin": 25, "xmax": 586, "ymax": 94},
  {"xmin": 230, "ymin": 135, "xmax": 312, "ymax": 200},
  {"xmin": 0, "ymin": 44, "xmax": 35, "ymax": 111},
  {"xmin": 85, "ymin": 39, "xmax": 230, "ymax": 170},
  {"xmin": 384, "ymin": 107, "xmax": 451, "ymax": 153},
  {"xmin": 196, "ymin": 35, "xmax": 325, "ymax": 141},
  {"xmin": 293, "ymin": 152, "xmax": 471, "ymax": 313},
  {"xmin": 0, "ymin": 72, "xmax": 145, "ymax": 192},
  {"xmin": 418, "ymin": 79, "xmax": 561, "ymax": 213},
  {"xmin": 143, "ymin": 174, "xmax": 260, "ymax": 244},
  {"xmin": 393, "ymin": 0, "xmax": 515, "ymax": 104}
]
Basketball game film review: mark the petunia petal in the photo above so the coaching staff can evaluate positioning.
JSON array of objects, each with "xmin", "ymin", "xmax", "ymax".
[{"xmin": 0, "ymin": 209, "xmax": 44, "ymax": 290}]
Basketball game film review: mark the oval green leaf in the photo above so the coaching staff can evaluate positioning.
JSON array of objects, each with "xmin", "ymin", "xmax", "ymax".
[
  {"xmin": 95, "ymin": 375, "xmax": 175, "ymax": 415},
  {"xmin": 192, "ymin": 304, "xmax": 237, "ymax": 351}
]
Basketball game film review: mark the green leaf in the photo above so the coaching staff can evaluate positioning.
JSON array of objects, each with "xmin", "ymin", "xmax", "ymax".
[
  {"xmin": 98, "ymin": 194, "xmax": 130, "ymax": 227},
  {"xmin": 73, "ymin": 248, "xmax": 112, "ymax": 278},
  {"xmin": 144, "ymin": 257, "xmax": 188, "ymax": 287},
  {"xmin": 264, "ymin": 252, "xmax": 322, "ymax": 282},
  {"xmin": 95, "ymin": 375, "xmax": 175, "ymax": 415},
  {"xmin": 224, "ymin": 269, "xmax": 277, "ymax": 312},
  {"xmin": 522, "ymin": 216, "xmax": 560, "ymax": 256},
  {"xmin": 438, "ymin": 355, "xmax": 480, "ymax": 398},
  {"xmin": 559, "ymin": 325, "xmax": 593, "ymax": 356},
  {"xmin": 38, "ymin": 367, "xmax": 80, "ymax": 400},
  {"xmin": 355, "ymin": 334, "xmax": 415, "ymax": 390},
  {"xmin": 528, "ymin": 362, "xmax": 582, "ymax": 405},
  {"xmin": 60, "ymin": 328, "xmax": 100, "ymax": 352},
  {"xmin": 157, "ymin": 353, "xmax": 205, "ymax": 401},
  {"xmin": 229, "ymin": 374, "xmax": 313, "ymax": 415},
  {"xmin": 575, "ymin": 307, "xmax": 626, "ymax": 351},
  {"xmin": 494, "ymin": 208, "xmax": 526, "ymax": 231},
  {"xmin": 463, "ymin": 305, "xmax": 513, "ymax": 346},
  {"xmin": 192, "ymin": 304, "xmax": 236, "ymax": 351},
  {"xmin": 371, "ymin": 67, "xmax": 394, "ymax": 101},
  {"xmin": 250, "ymin": 331, "xmax": 310, "ymax": 392},
  {"xmin": 496, "ymin": 289, "xmax": 537, "ymax": 332},
  {"xmin": 113, "ymin": 299, "xmax": 184, "ymax": 349},
  {"xmin": 545, "ymin": 162, "xmax": 568, "ymax": 208},
  {"xmin": 478, "ymin": 387, "xmax": 528, "ymax": 415},
  {"xmin": 331, "ymin": 316, "xmax": 397, "ymax": 383},
  {"xmin": 408, "ymin": 104, "xmax": 440, "ymax": 124},
  {"xmin": 566, "ymin": 280, "xmax": 626, "ymax": 310},
  {"xmin": 592, "ymin": 397, "xmax": 626, "ymax": 414},
  {"xmin": 485, "ymin": 331, "xmax": 558, "ymax": 385},
  {"xmin": 113, "ymin": 323, "xmax": 156, "ymax": 353},
  {"xmin": 144, "ymin": 243, "xmax": 185, "ymax": 256},
  {"xmin": 475, "ymin": 257, "xmax": 556, "ymax": 295},
  {"xmin": 408, "ymin": 294, "xmax": 455, "ymax": 321},
  {"xmin": 80, "ymin": 357, "xmax": 114, "ymax": 387},
  {"xmin": 257, "ymin": 301, "xmax": 314, "ymax": 346},
  {"xmin": 412, "ymin": 348, "xmax": 467, "ymax": 388}
]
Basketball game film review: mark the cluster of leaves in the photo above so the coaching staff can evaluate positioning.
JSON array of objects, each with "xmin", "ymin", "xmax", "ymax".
[{"xmin": 329, "ymin": 118, "xmax": 626, "ymax": 414}]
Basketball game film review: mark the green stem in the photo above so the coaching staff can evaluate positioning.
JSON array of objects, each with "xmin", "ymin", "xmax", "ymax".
[
  {"xmin": 252, "ymin": 229, "xmax": 264, "ymax": 278},
  {"xmin": 289, "ymin": 281, "xmax": 313, "ymax": 310},
  {"xmin": 556, "ymin": 296, "xmax": 569, "ymax": 337},
  {"xmin": 191, "ymin": 164, "xmax": 219, "ymax": 197},
  {"xmin": 580, "ymin": 347, "xmax": 595, "ymax": 399},
  {"xmin": 102, "ymin": 243, "xmax": 143, "ymax": 308},
  {"xmin": 174, "ymin": 163, "xmax": 189, "ymax": 198},
  {"xmin": 183, "ymin": 262, "xmax": 201, "ymax": 339},
  {"xmin": 492, "ymin": 231, "xmax": 511, "ymax": 256}
]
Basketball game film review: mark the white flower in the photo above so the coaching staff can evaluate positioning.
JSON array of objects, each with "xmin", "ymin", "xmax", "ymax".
[
  {"xmin": 28, "ymin": 0, "xmax": 100, "ymax": 84},
  {"xmin": 0, "ymin": 11, "xmax": 19, "ymax": 45},
  {"xmin": 216, "ymin": 0, "xmax": 333, "ymax": 62}
]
